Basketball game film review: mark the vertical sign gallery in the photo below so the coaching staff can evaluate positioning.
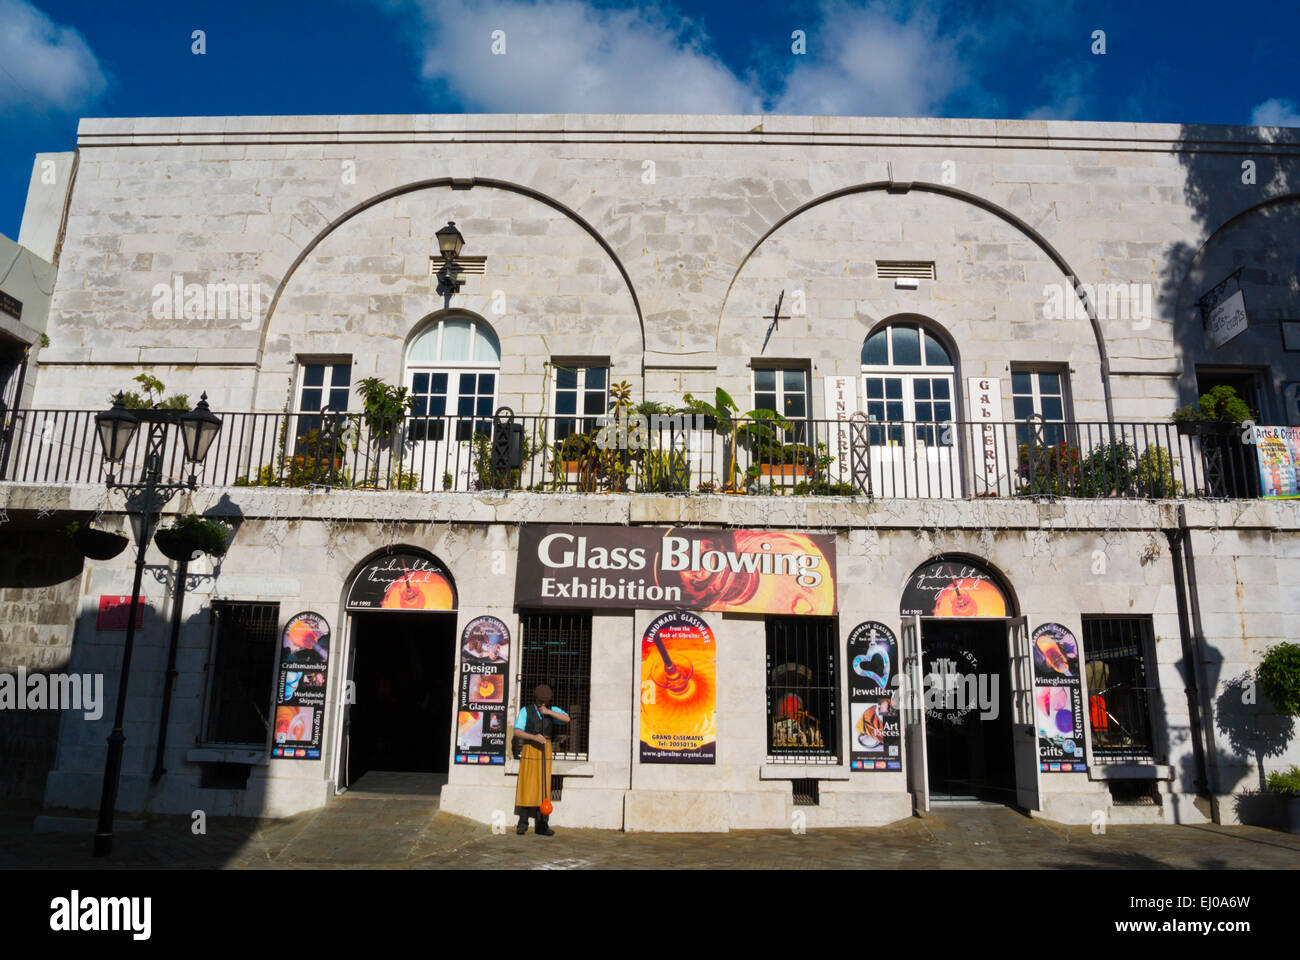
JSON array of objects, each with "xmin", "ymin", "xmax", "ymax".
[
  {"xmin": 640, "ymin": 611, "xmax": 717, "ymax": 763},
  {"xmin": 273, "ymin": 612, "xmax": 330, "ymax": 759},
  {"xmin": 847, "ymin": 621, "xmax": 901, "ymax": 770},
  {"xmin": 455, "ymin": 616, "xmax": 512, "ymax": 764},
  {"xmin": 1032, "ymin": 622, "xmax": 1086, "ymax": 772}
]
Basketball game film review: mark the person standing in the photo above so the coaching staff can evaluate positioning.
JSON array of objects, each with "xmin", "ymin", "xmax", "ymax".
[{"xmin": 513, "ymin": 683, "xmax": 569, "ymax": 836}]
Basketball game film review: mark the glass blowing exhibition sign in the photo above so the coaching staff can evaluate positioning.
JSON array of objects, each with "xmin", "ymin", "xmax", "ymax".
[{"xmin": 516, "ymin": 526, "xmax": 836, "ymax": 615}]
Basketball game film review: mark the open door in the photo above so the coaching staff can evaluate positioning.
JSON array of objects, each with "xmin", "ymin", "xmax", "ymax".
[
  {"xmin": 901, "ymin": 614, "xmax": 929, "ymax": 814},
  {"xmin": 1008, "ymin": 616, "xmax": 1041, "ymax": 812}
]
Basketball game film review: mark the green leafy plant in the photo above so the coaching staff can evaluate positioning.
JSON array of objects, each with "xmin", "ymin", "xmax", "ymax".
[
  {"xmin": 442, "ymin": 472, "xmax": 454, "ymax": 491},
  {"xmin": 157, "ymin": 514, "xmax": 231, "ymax": 558},
  {"xmin": 1173, "ymin": 385, "xmax": 1252, "ymax": 424},
  {"xmin": 116, "ymin": 373, "xmax": 190, "ymax": 410},
  {"xmin": 1017, "ymin": 442, "xmax": 1082, "ymax": 497},
  {"xmin": 641, "ymin": 449, "xmax": 690, "ymax": 492},
  {"xmin": 1266, "ymin": 766, "xmax": 1300, "ymax": 795},
  {"xmin": 681, "ymin": 388, "xmax": 788, "ymax": 492},
  {"xmin": 791, "ymin": 480, "xmax": 858, "ymax": 496},
  {"xmin": 472, "ymin": 430, "xmax": 537, "ymax": 491},
  {"xmin": 1077, "ymin": 440, "xmax": 1137, "ymax": 497},
  {"xmin": 1258, "ymin": 642, "xmax": 1300, "ymax": 717},
  {"xmin": 1135, "ymin": 445, "xmax": 1182, "ymax": 497}
]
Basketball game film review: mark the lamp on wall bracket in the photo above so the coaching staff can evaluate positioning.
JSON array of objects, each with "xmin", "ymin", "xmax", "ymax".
[{"xmin": 435, "ymin": 220, "xmax": 467, "ymax": 299}]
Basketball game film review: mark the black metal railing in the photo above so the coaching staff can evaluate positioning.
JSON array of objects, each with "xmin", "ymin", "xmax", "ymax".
[{"xmin": 0, "ymin": 407, "xmax": 1268, "ymax": 500}]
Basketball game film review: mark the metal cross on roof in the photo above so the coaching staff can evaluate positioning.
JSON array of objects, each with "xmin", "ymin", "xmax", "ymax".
[{"xmin": 761, "ymin": 290, "xmax": 792, "ymax": 355}]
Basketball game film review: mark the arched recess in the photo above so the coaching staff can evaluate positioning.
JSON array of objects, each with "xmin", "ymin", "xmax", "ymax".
[
  {"xmin": 719, "ymin": 181, "xmax": 1116, "ymax": 420},
  {"xmin": 255, "ymin": 176, "xmax": 646, "ymax": 363},
  {"xmin": 900, "ymin": 553, "xmax": 1020, "ymax": 620},
  {"xmin": 342, "ymin": 545, "xmax": 458, "ymax": 613}
]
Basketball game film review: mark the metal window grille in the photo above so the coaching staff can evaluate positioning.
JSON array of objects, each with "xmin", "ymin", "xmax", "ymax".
[
  {"xmin": 765, "ymin": 616, "xmax": 840, "ymax": 762},
  {"xmin": 518, "ymin": 610, "xmax": 592, "ymax": 760},
  {"xmin": 203, "ymin": 602, "xmax": 280, "ymax": 746},
  {"xmin": 1108, "ymin": 779, "xmax": 1162, "ymax": 806},
  {"xmin": 791, "ymin": 778, "xmax": 820, "ymax": 806},
  {"xmin": 1081, "ymin": 616, "xmax": 1159, "ymax": 763}
]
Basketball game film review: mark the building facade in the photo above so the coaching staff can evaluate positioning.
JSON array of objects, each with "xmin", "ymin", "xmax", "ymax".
[{"xmin": 1, "ymin": 114, "xmax": 1299, "ymax": 830}]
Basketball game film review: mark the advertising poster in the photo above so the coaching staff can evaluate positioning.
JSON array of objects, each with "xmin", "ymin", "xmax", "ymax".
[
  {"xmin": 96, "ymin": 595, "xmax": 145, "ymax": 631},
  {"xmin": 639, "ymin": 611, "xmax": 717, "ymax": 764},
  {"xmin": 517, "ymin": 525, "xmax": 836, "ymax": 615},
  {"xmin": 899, "ymin": 558, "xmax": 1010, "ymax": 618},
  {"xmin": 846, "ymin": 621, "xmax": 901, "ymax": 771},
  {"xmin": 1032, "ymin": 622, "xmax": 1087, "ymax": 772},
  {"xmin": 455, "ymin": 616, "xmax": 511, "ymax": 765},
  {"xmin": 272, "ymin": 612, "xmax": 330, "ymax": 759},
  {"xmin": 345, "ymin": 551, "xmax": 457, "ymax": 611},
  {"xmin": 1253, "ymin": 425, "xmax": 1300, "ymax": 499}
]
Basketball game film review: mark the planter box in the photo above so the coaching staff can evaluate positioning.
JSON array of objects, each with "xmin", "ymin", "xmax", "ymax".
[
  {"xmin": 757, "ymin": 463, "xmax": 809, "ymax": 479},
  {"xmin": 73, "ymin": 527, "xmax": 129, "ymax": 561},
  {"xmin": 1175, "ymin": 420, "xmax": 1237, "ymax": 437}
]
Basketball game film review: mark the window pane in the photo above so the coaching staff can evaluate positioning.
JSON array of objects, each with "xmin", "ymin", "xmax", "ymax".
[
  {"xmin": 891, "ymin": 325, "xmax": 921, "ymax": 366},
  {"xmin": 862, "ymin": 331, "xmax": 888, "ymax": 366},
  {"xmin": 755, "ymin": 391, "xmax": 777, "ymax": 411},
  {"xmin": 914, "ymin": 379, "xmax": 931, "ymax": 400},
  {"xmin": 300, "ymin": 388, "xmax": 321, "ymax": 411},
  {"xmin": 473, "ymin": 325, "xmax": 501, "ymax": 363},
  {"xmin": 478, "ymin": 374, "xmax": 495, "ymax": 393},
  {"xmin": 441, "ymin": 320, "xmax": 471, "ymax": 361},
  {"xmin": 331, "ymin": 363, "xmax": 351, "ymax": 388},
  {"xmin": 923, "ymin": 331, "xmax": 950, "ymax": 367},
  {"xmin": 459, "ymin": 373, "xmax": 476, "ymax": 394},
  {"xmin": 328, "ymin": 388, "xmax": 349, "ymax": 411},
  {"xmin": 586, "ymin": 366, "xmax": 607, "ymax": 389},
  {"xmin": 583, "ymin": 392, "xmax": 606, "ymax": 415},
  {"xmin": 932, "ymin": 379, "xmax": 950, "ymax": 400},
  {"xmin": 865, "ymin": 379, "xmax": 883, "ymax": 400},
  {"xmin": 1011, "ymin": 371, "xmax": 1032, "ymax": 395},
  {"xmin": 1013, "ymin": 396, "xmax": 1034, "ymax": 419},
  {"xmin": 556, "ymin": 392, "xmax": 576, "ymax": 415},
  {"xmin": 1042, "ymin": 397, "xmax": 1063, "ymax": 421},
  {"xmin": 885, "ymin": 379, "xmax": 902, "ymax": 400},
  {"xmin": 783, "ymin": 369, "xmax": 805, "ymax": 393},
  {"xmin": 556, "ymin": 366, "xmax": 577, "ymax": 390},
  {"xmin": 1038, "ymin": 371, "xmax": 1061, "ymax": 396},
  {"xmin": 412, "ymin": 372, "xmax": 429, "ymax": 394},
  {"xmin": 431, "ymin": 373, "xmax": 448, "ymax": 394},
  {"xmin": 477, "ymin": 396, "xmax": 493, "ymax": 416},
  {"xmin": 935, "ymin": 402, "xmax": 952, "ymax": 421},
  {"xmin": 411, "ymin": 396, "xmax": 427, "ymax": 416},
  {"xmin": 887, "ymin": 401, "xmax": 903, "ymax": 420},
  {"xmin": 916, "ymin": 401, "xmax": 933, "ymax": 421},
  {"xmin": 784, "ymin": 395, "xmax": 806, "ymax": 418},
  {"xmin": 429, "ymin": 395, "xmax": 446, "ymax": 416},
  {"xmin": 754, "ymin": 369, "xmax": 776, "ymax": 392},
  {"xmin": 457, "ymin": 396, "xmax": 474, "ymax": 416},
  {"xmin": 302, "ymin": 365, "xmax": 324, "ymax": 388}
]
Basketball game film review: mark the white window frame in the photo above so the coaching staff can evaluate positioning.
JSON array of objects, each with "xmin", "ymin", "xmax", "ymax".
[
  {"xmin": 550, "ymin": 362, "xmax": 610, "ymax": 441},
  {"xmin": 294, "ymin": 357, "xmax": 353, "ymax": 414},
  {"xmin": 1009, "ymin": 364, "xmax": 1072, "ymax": 445}
]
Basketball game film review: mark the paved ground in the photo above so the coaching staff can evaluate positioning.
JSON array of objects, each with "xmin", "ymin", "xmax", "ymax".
[{"xmin": 4, "ymin": 788, "xmax": 1299, "ymax": 869}]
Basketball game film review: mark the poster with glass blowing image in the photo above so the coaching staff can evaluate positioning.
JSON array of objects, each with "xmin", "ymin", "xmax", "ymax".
[
  {"xmin": 846, "ymin": 620, "xmax": 902, "ymax": 770},
  {"xmin": 1032, "ymin": 622, "xmax": 1087, "ymax": 772},
  {"xmin": 272, "ymin": 612, "xmax": 330, "ymax": 759},
  {"xmin": 455, "ymin": 616, "xmax": 512, "ymax": 765},
  {"xmin": 640, "ymin": 611, "xmax": 717, "ymax": 763}
]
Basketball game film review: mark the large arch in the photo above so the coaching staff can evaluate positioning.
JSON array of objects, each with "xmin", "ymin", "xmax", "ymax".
[{"xmin": 718, "ymin": 181, "xmax": 1117, "ymax": 420}]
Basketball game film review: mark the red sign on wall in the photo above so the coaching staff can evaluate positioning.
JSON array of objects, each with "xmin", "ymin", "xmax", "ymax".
[{"xmin": 97, "ymin": 596, "xmax": 145, "ymax": 631}]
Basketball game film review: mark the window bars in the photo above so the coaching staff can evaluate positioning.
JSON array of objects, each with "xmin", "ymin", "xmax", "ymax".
[
  {"xmin": 517, "ymin": 609, "xmax": 592, "ymax": 761},
  {"xmin": 766, "ymin": 616, "xmax": 840, "ymax": 763},
  {"xmin": 203, "ymin": 601, "xmax": 280, "ymax": 746},
  {"xmin": 1081, "ymin": 616, "xmax": 1159, "ymax": 763}
]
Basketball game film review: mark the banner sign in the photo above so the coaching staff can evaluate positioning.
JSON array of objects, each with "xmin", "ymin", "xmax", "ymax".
[
  {"xmin": 847, "ymin": 621, "xmax": 901, "ymax": 771},
  {"xmin": 1032, "ymin": 622, "xmax": 1087, "ymax": 772},
  {"xmin": 639, "ymin": 611, "xmax": 716, "ymax": 763},
  {"xmin": 272, "ymin": 612, "xmax": 330, "ymax": 759},
  {"xmin": 516, "ymin": 525, "xmax": 837, "ymax": 615},
  {"xmin": 823, "ymin": 376, "xmax": 859, "ymax": 487},
  {"xmin": 96, "ymin": 595, "xmax": 145, "ymax": 631},
  {"xmin": 1208, "ymin": 289, "xmax": 1248, "ymax": 348},
  {"xmin": 967, "ymin": 376, "xmax": 1006, "ymax": 495},
  {"xmin": 1254, "ymin": 425, "xmax": 1300, "ymax": 498},
  {"xmin": 455, "ymin": 616, "xmax": 512, "ymax": 765},
  {"xmin": 345, "ymin": 551, "xmax": 457, "ymax": 612},
  {"xmin": 900, "ymin": 559, "xmax": 1009, "ymax": 618}
]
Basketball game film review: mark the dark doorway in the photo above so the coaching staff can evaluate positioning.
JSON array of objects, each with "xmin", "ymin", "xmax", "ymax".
[
  {"xmin": 344, "ymin": 612, "xmax": 456, "ymax": 786},
  {"xmin": 921, "ymin": 620, "xmax": 1016, "ymax": 803},
  {"xmin": 1195, "ymin": 366, "xmax": 1266, "ymax": 421}
]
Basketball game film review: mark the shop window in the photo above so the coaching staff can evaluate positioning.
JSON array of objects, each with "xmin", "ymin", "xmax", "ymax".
[
  {"xmin": 765, "ymin": 616, "xmax": 840, "ymax": 763},
  {"xmin": 1010, "ymin": 365, "xmax": 1071, "ymax": 447},
  {"xmin": 517, "ymin": 610, "xmax": 592, "ymax": 761},
  {"xmin": 202, "ymin": 602, "xmax": 280, "ymax": 747},
  {"xmin": 1081, "ymin": 616, "xmax": 1159, "ymax": 763},
  {"xmin": 753, "ymin": 365, "xmax": 810, "ymax": 445},
  {"xmin": 552, "ymin": 363, "xmax": 609, "ymax": 442}
]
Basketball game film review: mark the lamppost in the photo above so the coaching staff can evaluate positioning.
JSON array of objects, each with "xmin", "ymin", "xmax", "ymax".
[
  {"xmin": 91, "ymin": 391, "xmax": 222, "ymax": 856},
  {"xmin": 434, "ymin": 220, "xmax": 466, "ymax": 301}
]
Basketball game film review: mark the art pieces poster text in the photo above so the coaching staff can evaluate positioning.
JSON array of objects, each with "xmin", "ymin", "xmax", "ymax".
[{"xmin": 639, "ymin": 611, "xmax": 716, "ymax": 764}]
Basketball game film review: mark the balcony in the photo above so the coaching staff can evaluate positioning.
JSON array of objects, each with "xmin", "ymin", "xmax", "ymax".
[{"xmin": 0, "ymin": 408, "xmax": 1268, "ymax": 501}]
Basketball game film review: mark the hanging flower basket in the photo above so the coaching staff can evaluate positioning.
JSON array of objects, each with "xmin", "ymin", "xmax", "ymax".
[
  {"xmin": 155, "ymin": 515, "xmax": 231, "ymax": 562},
  {"xmin": 71, "ymin": 526, "xmax": 129, "ymax": 561}
]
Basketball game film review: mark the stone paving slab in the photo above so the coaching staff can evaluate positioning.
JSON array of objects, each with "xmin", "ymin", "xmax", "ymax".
[{"xmin": 2, "ymin": 800, "xmax": 1298, "ymax": 870}]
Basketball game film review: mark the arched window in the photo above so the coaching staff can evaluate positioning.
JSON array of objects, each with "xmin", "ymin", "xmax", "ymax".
[
  {"xmin": 860, "ymin": 321, "xmax": 959, "ymax": 497},
  {"xmin": 406, "ymin": 315, "xmax": 501, "ymax": 442}
]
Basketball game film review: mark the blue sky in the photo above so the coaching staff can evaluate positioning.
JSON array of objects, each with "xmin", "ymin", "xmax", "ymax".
[{"xmin": 2, "ymin": 0, "xmax": 1298, "ymax": 239}]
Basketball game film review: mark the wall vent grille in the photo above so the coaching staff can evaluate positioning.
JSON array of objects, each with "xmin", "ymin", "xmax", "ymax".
[{"xmin": 876, "ymin": 260, "xmax": 936, "ymax": 280}]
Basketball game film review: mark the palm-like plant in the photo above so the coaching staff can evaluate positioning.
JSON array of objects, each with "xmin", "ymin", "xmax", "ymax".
[{"xmin": 682, "ymin": 388, "xmax": 789, "ymax": 492}]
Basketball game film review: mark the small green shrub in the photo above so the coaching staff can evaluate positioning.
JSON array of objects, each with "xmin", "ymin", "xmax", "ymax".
[
  {"xmin": 161, "ymin": 514, "xmax": 231, "ymax": 557},
  {"xmin": 1173, "ymin": 384, "xmax": 1251, "ymax": 424},
  {"xmin": 1258, "ymin": 642, "xmax": 1300, "ymax": 716},
  {"xmin": 1266, "ymin": 766, "xmax": 1300, "ymax": 795},
  {"xmin": 1135, "ymin": 445, "xmax": 1182, "ymax": 497}
]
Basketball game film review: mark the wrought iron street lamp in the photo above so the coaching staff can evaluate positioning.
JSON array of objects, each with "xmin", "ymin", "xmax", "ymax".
[
  {"xmin": 435, "ymin": 220, "xmax": 467, "ymax": 296},
  {"xmin": 91, "ymin": 391, "xmax": 221, "ymax": 856}
]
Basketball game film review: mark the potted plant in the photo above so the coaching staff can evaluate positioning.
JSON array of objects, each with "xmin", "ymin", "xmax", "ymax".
[
  {"xmin": 1258, "ymin": 641, "xmax": 1300, "ymax": 832},
  {"xmin": 1265, "ymin": 766, "xmax": 1300, "ymax": 835},
  {"xmin": 154, "ymin": 514, "xmax": 231, "ymax": 562},
  {"xmin": 681, "ymin": 388, "xmax": 788, "ymax": 493},
  {"xmin": 1173, "ymin": 385, "xmax": 1252, "ymax": 437},
  {"xmin": 65, "ymin": 520, "xmax": 129, "ymax": 560}
]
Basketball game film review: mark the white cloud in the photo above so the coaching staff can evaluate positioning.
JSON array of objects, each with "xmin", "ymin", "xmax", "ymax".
[
  {"xmin": 0, "ymin": 0, "xmax": 107, "ymax": 112},
  {"xmin": 1024, "ymin": 68, "xmax": 1087, "ymax": 122},
  {"xmin": 772, "ymin": 1, "xmax": 971, "ymax": 117},
  {"xmin": 396, "ymin": 0, "xmax": 762, "ymax": 114},
  {"xmin": 1250, "ymin": 98, "xmax": 1300, "ymax": 127}
]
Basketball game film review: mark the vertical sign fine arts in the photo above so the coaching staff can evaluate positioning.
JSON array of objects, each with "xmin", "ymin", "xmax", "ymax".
[
  {"xmin": 455, "ymin": 616, "xmax": 512, "ymax": 765},
  {"xmin": 823, "ymin": 376, "xmax": 859, "ymax": 487},
  {"xmin": 640, "ymin": 611, "xmax": 717, "ymax": 763},
  {"xmin": 967, "ymin": 376, "xmax": 1004, "ymax": 495},
  {"xmin": 273, "ymin": 612, "xmax": 330, "ymax": 759},
  {"xmin": 847, "ymin": 621, "xmax": 901, "ymax": 770},
  {"xmin": 1032, "ymin": 622, "xmax": 1087, "ymax": 772}
]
